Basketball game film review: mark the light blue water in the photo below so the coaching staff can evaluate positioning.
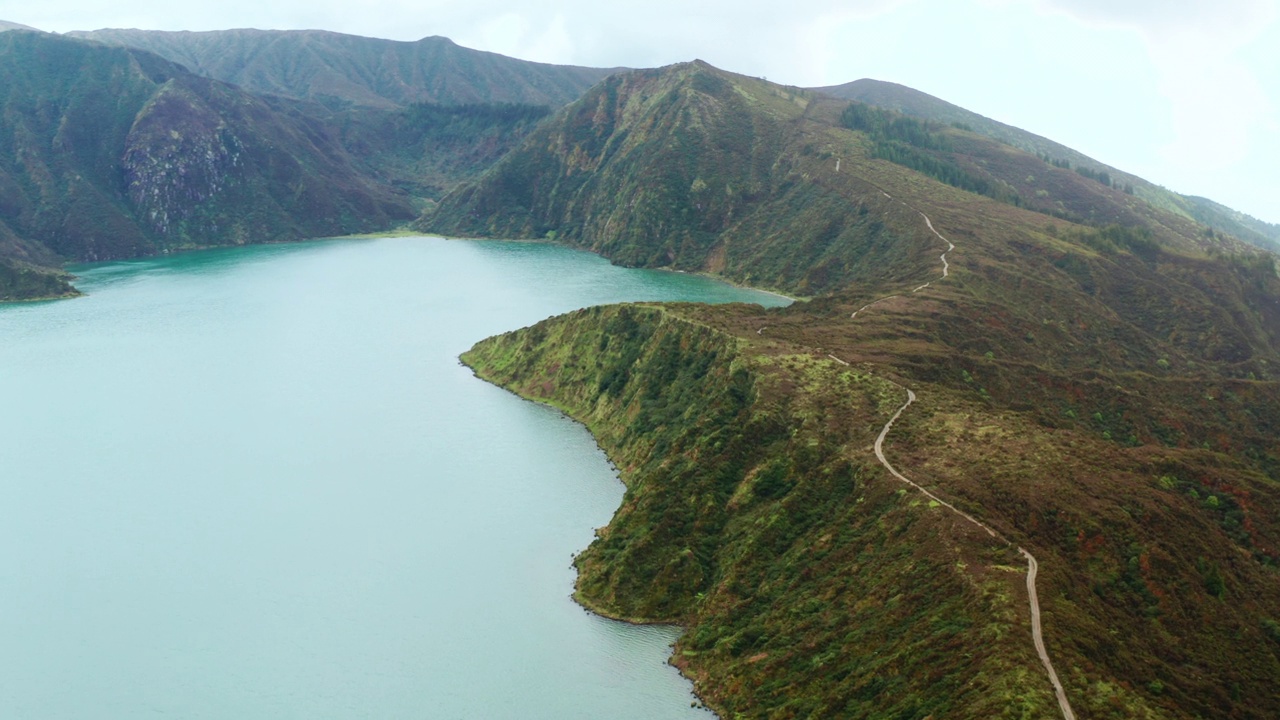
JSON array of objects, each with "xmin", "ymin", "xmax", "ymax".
[{"xmin": 0, "ymin": 237, "xmax": 788, "ymax": 719}]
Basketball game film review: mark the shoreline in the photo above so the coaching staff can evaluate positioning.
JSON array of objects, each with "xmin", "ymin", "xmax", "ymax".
[
  {"xmin": 462, "ymin": 354, "xmax": 723, "ymax": 719},
  {"xmin": 423, "ymin": 229, "xmax": 803, "ymax": 305},
  {"xmin": 572, "ymin": 589, "xmax": 723, "ymax": 719},
  {"xmin": 688, "ymin": 270, "xmax": 802, "ymax": 304},
  {"xmin": 34, "ymin": 225, "xmax": 799, "ymax": 308}
]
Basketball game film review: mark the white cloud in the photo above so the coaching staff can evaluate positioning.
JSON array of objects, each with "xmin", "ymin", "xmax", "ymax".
[
  {"xmin": 1023, "ymin": 0, "xmax": 1278, "ymax": 218},
  {"xmin": 1034, "ymin": 0, "xmax": 1277, "ymax": 41}
]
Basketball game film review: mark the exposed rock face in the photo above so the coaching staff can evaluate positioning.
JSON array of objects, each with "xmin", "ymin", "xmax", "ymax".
[
  {"xmin": 0, "ymin": 30, "xmax": 417, "ymax": 296},
  {"xmin": 123, "ymin": 86, "xmax": 244, "ymax": 238}
]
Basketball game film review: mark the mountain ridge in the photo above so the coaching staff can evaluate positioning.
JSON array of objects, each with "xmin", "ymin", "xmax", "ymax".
[
  {"xmin": 68, "ymin": 27, "xmax": 620, "ymax": 110},
  {"xmin": 814, "ymin": 78, "xmax": 1280, "ymax": 249}
]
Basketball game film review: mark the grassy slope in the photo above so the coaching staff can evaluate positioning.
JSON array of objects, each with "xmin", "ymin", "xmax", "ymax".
[
  {"xmin": 464, "ymin": 304, "xmax": 1058, "ymax": 719},
  {"xmin": 0, "ymin": 30, "xmax": 417, "ymax": 298},
  {"xmin": 69, "ymin": 28, "xmax": 617, "ymax": 110},
  {"xmin": 816, "ymin": 78, "xmax": 1280, "ymax": 251},
  {"xmin": 456, "ymin": 63, "xmax": 1280, "ymax": 718}
]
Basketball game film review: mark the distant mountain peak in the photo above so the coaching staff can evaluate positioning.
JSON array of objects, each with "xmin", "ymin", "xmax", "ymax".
[
  {"xmin": 0, "ymin": 20, "xmax": 41, "ymax": 32},
  {"xmin": 68, "ymin": 27, "xmax": 619, "ymax": 109}
]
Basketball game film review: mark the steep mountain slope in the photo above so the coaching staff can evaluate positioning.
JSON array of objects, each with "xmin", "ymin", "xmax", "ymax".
[
  {"xmin": 332, "ymin": 101, "xmax": 552, "ymax": 206},
  {"xmin": 424, "ymin": 61, "xmax": 945, "ymax": 297},
  {"xmin": 453, "ymin": 61, "xmax": 1280, "ymax": 718},
  {"xmin": 69, "ymin": 28, "xmax": 617, "ymax": 110},
  {"xmin": 424, "ymin": 62, "xmax": 1256, "ymax": 295},
  {"xmin": 0, "ymin": 30, "xmax": 416, "ymax": 297},
  {"xmin": 816, "ymin": 78, "xmax": 1280, "ymax": 251}
]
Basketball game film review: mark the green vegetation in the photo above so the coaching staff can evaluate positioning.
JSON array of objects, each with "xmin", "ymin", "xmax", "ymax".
[
  {"xmin": 423, "ymin": 62, "xmax": 954, "ymax": 296},
  {"xmin": 335, "ymin": 102, "xmax": 552, "ymax": 203},
  {"xmin": 464, "ymin": 305, "xmax": 1057, "ymax": 719},
  {"xmin": 816, "ymin": 78, "xmax": 1280, "ymax": 253},
  {"xmin": 839, "ymin": 102, "xmax": 952, "ymax": 151},
  {"xmin": 7, "ymin": 31, "xmax": 1280, "ymax": 720},
  {"xmin": 0, "ymin": 30, "xmax": 418, "ymax": 298},
  {"xmin": 840, "ymin": 102, "xmax": 1023, "ymax": 206},
  {"xmin": 0, "ymin": 260, "xmax": 78, "ymax": 301},
  {"xmin": 443, "ymin": 61, "xmax": 1280, "ymax": 718}
]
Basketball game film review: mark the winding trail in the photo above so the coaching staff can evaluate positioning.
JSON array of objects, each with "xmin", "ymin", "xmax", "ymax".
[
  {"xmin": 849, "ymin": 209, "xmax": 953, "ymax": 317},
  {"xmin": 840, "ymin": 196, "xmax": 1075, "ymax": 720},
  {"xmin": 911, "ymin": 214, "xmax": 955, "ymax": 292},
  {"xmin": 873, "ymin": 387, "xmax": 994, "ymax": 539},
  {"xmin": 1023, "ymin": 549, "xmax": 1077, "ymax": 720}
]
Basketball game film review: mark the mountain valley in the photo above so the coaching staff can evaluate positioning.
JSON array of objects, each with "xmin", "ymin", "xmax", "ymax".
[{"xmin": 3, "ymin": 20, "xmax": 1279, "ymax": 720}]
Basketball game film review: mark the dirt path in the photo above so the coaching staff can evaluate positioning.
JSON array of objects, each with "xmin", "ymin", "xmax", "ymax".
[
  {"xmin": 873, "ymin": 387, "xmax": 995, "ymax": 538},
  {"xmin": 1022, "ymin": 549, "xmax": 1077, "ymax": 720},
  {"xmin": 844, "ymin": 198, "xmax": 1076, "ymax": 720}
]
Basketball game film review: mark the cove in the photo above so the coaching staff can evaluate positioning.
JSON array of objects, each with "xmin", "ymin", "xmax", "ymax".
[{"xmin": 0, "ymin": 236, "xmax": 789, "ymax": 719}]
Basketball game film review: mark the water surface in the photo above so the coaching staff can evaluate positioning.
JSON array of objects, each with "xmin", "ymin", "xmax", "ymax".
[{"xmin": 0, "ymin": 237, "xmax": 788, "ymax": 719}]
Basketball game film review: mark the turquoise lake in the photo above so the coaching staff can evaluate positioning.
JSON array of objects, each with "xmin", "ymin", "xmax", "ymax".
[{"xmin": 0, "ymin": 237, "xmax": 789, "ymax": 719}]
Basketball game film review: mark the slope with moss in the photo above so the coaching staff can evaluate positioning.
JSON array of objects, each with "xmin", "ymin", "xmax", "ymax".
[
  {"xmin": 331, "ymin": 101, "xmax": 553, "ymax": 207},
  {"xmin": 427, "ymin": 63, "xmax": 956, "ymax": 295},
  {"xmin": 466, "ymin": 228, "xmax": 1280, "ymax": 718}
]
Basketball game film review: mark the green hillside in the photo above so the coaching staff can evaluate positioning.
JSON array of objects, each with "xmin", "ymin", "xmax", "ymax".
[
  {"xmin": 453, "ymin": 61, "xmax": 1280, "ymax": 718},
  {"xmin": 424, "ymin": 61, "xmax": 939, "ymax": 297},
  {"xmin": 816, "ymin": 78, "xmax": 1280, "ymax": 251},
  {"xmin": 70, "ymin": 28, "xmax": 618, "ymax": 110},
  {"xmin": 0, "ymin": 30, "xmax": 417, "ymax": 297},
  {"xmin": 424, "ymin": 62, "xmax": 1259, "ymax": 295}
]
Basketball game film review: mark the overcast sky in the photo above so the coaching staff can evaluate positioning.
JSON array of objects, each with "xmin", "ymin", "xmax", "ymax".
[{"xmin": 7, "ymin": 0, "xmax": 1278, "ymax": 225}]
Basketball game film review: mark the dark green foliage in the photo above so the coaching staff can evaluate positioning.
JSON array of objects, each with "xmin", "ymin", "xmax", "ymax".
[
  {"xmin": 840, "ymin": 102, "xmax": 1023, "ymax": 207},
  {"xmin": 819, "ymin": 78, "xmax": 1280, "ymax": 254},
  {"xmin": 1182, "ymin": 196, "xmax": 1280, "ymax": 253},
  {"xmin": 1075, "ymin": 165, "xmax": 1114, "ymax": 188},
  {"xmin": 839, "ymin": 102, "xmax": 952, "ymax": 151},
  {"xmin": 839, "ymin": 101, "xmax": 952, "ymax": 149},
  {"xmin": 0, "ymin": 260, "xmax": 77, "ymax": 301},
  {"xmin": 442, "ymin": 63, "xmax": 1280, "ymax": 720},
  {"xmin": 424, "ymin": 63, "xmax": 943, "ymax": 295},
  {"xmin": 401, "ymin": 102, "xmax": 551, "ymax": 130},
  {"xmin": 464, "ymin": 305, "xmax": 1059, "ymax": 719},
  {"xmin": 1071, "ymin": 224, "xmax": 1159, "ymax": 257},
  {"xmin": 1040, "ymin": 154, "xmax": 1073, "ymax": 169},
  {"xmin": 871, "ymin": 141, "xmax": 1022, "ymax": 206},
  {"xmin": 1263, "ymin": 619, "xmax": 1280, "ymax": 644}
]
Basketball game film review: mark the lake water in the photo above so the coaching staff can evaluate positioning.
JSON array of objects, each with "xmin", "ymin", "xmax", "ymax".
[{"xmin": 0, "ymin": 237, "xmax": 788, "ymax": 719}]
